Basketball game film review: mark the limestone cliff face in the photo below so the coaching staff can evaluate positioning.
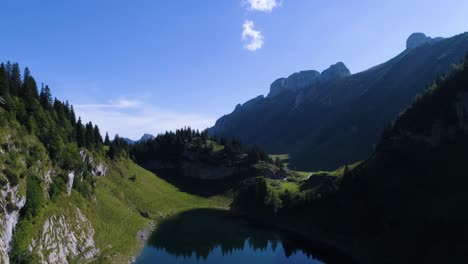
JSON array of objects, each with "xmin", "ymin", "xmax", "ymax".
[
  {"xmin": 29, "ymin": 207, "xmax": 99, "ymax": 264},
  {"xmin": 406, "ymin": 32, "xmax": 443, "ymax": 50},
  {"xmin": 0, "ymin": 128, "xmax": 105, "ymax": 263},
  {"xmin": 267, "ymin": 62, "xmax": 350, "ymax": 98},
  {"xmin": 0, "ymin": 185, "xmax": 26, "ymax": 263}
]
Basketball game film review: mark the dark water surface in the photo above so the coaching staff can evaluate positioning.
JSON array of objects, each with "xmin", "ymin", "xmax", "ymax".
[{"xmin": 135, "ymin": 209, "xmax": 351, "ymax": 264}]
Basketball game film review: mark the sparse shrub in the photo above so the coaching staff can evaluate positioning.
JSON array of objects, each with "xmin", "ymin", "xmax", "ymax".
[
  {"xmin": 22, "ymin": 176, "xmax": 44, "ymax": 219},
  {"xmin": 4, "ymin": 168, "xmax": 19, "ymax": 186},
  {"xmin": 129, "ymin": 174, "xmax": 137, "ymax": 182},
  {"xmin": 0, "ymin": 176, "xmax": 7, "ymax": 186},
  {"xmin": 49, "ymin": 174, "xmax": 67, "ymax": 201}
]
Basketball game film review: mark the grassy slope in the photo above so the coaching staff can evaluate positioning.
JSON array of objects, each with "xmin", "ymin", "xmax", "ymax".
[{"xmin": 81, "ymin": 159, "xmax": 230, "ymax": 263}]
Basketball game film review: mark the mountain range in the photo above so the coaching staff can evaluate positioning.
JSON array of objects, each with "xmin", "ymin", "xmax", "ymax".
[
  {"xmin": 210, "ymin": 32, "xmax": 468, "ymax": 170},
  {"xmin": 123, "ymin": 133, "xmax": 155, "ymax": 145}
]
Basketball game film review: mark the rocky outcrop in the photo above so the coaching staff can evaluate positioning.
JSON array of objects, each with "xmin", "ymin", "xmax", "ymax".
[
  {"xmin": 320, "ymin": 62, "xmax": 350, "ymax": 83},
  {"xmin": 80, "ymin": 150, "xmax": 108, "ymax": 177},
  {"xmin": 406, "ymin": 32, "xmax": 443, "ymax": 50},
  {"xmin": 67, "ymin": 172, "xmax": 75, "ymax": 196},
  {"xmin": 0, "ymin": 184, "xmax": 26, "ymax": 264},
  {"xmin": 267, "ymin": 63, "xmax": 350, "ymax": 98},
  {"xmin": 268, "ymin": 70, "xmax": 320, "ymax": 98},
  {"xmin": 29, "ymin": 207, "xmax": 99, "ymax": 264}
]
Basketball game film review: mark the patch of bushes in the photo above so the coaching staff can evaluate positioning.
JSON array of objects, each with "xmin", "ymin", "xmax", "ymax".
[
  {"xmin": 22, "ymin": 176, "xmax": 44, "ymax": 219},
  {"xmin": 49, "ymin": 173, "xmax": 67, "ymax": 201},
  {"xmin": 4, "ymin": 168, "xmax": 19, "ymax": 186}
]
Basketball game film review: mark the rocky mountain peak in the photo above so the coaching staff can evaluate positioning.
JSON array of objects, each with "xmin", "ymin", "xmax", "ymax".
[
  {"xmin": 268, "ymin": 69, "xmax": 321, "ymax": 98},
  {"xmin": 406, "ymin": 33, "xmax": 443, "ymax": 50},
  {"xmin": 320, "ymin": 62, "xmax": 351, "ymax": 82},
  {"xmin": 267, "ymin": 63, "xmax": 350, "ymax": 98},
  {"xmin": 140, "ymin": 133, "xmax": 155, "ymax": 142}
]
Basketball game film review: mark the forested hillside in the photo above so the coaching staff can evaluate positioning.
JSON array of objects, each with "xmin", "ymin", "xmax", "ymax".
[
  {"xmin": 0, "ymin": 63, "xmax": 229, "ymax": 264},
  {"xmin": 131, "ymin": 127, "xmax": 276, "ymax": 180}
]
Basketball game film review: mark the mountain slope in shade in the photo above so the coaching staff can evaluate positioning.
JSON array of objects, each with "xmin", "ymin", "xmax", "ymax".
[
  {"xmin": 340, "ymin": 57, "xmax": 468, "ymax": 263},
  {"xmin": 209, "ymin": 32, "xmax": 468, "ymax": 171}
]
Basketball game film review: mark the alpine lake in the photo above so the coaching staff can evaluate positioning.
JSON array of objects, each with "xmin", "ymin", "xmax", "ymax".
[{"xmin": 135, "ymin": 209, "xmax": 354, "ymax": 264}]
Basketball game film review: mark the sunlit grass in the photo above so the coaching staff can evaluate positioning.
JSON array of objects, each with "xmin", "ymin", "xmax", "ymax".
[{"xmin": 83, "ymin": 159, "xmax": 230, "ymax": 263}]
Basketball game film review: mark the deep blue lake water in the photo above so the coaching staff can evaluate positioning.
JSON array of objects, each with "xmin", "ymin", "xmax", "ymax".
[{"xmin": 135, "ymin": 209, "xmax": 350, "ymax": 264}]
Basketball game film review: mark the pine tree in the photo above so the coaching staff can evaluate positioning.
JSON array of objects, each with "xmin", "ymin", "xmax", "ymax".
[
  {"xmin": 9, "ymin": 63, "xmax": 21, "ymax": 96},
  {"xmin": 94, "ymin": 125, "xmax": 103, "ymax": 146},
  {"xmin": 85, "ymin": 122, "xmax": 95, "ymax": 149},
  {"xmin": 76, "ymin": 118, "xmax": 86, "ymax": 148},
  {"xmin": 39, "ymin": 84, "xmax": 53, "ymax": 110},
  {"xmin": 22, "ymin": 67, "xmax": 39, "ymax": 100},
  {"xmin": 70, "ymin": 105, "xmax": 76, "ymax": 125},
  {"xmin": 0, "ymin": 63, "xmax": 9, "ymax": 98},
  {"xmin": 104, "ymin": 132, "xmax": 111, "ymax": 146}
]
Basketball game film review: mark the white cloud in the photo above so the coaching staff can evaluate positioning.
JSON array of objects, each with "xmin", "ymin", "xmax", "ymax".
[
  {"xmin": 74, "ymin": 98, "xmax": 142, "ymax": 109},
  {"xmin": 244, "ymin": 0, "xmax": 280, "ymax": 12},
  {"xmin": 74, "ymin": 97, "xmax": 215, "ymax": 140},
  {"xmin": 242, "ymin": 20, "xmax": 264, "ymax": 51}
]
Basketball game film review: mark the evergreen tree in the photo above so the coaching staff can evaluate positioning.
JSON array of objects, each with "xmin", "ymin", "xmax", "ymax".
[
  {"xmin": 22, "ymin": 67, "xmax": 39, "ymax": 100},
  {"xmin": 76, "ymin": 118, "xmax": 86, "ymax": 148},
  {"xmin": 70, "ymin": 105, "xmax": 77, "ymax": 125},
  {"xmin": 0, "ymin": 63, "xmax": 9, "ymax": 97},
  {"xmin": 201, "ymin": 129, "xmax": 209, "ymax": 142},
  {"xmin": 85, "ymin": 122, "xmax": 95, "ymax": 149},
  {"xmin": 104, "ymin": 132, "xmax": 111, "ymax": 146},
  {"xmin": 9, "ymin": 63, "xmax": 21, "ymax": 96},
  {"xmin": 93, "ymin": 125, "xmax": 103, "ymax": 146},
  {"xmin": 39, "ymin": 84, "xmax": 53, "ymax": 110}
]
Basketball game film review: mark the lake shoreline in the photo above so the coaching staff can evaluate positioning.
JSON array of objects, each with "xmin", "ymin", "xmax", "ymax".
[{"xmin": 129, "ymin": 221, "xmax": 157, "ymax": 264}]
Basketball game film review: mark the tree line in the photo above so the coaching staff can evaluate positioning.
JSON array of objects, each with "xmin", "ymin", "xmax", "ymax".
[{"xmin": 130, "ymin": 127, "xmax": 272, "ymax": 166}]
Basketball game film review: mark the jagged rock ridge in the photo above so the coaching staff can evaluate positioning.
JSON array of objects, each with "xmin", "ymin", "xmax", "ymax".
[{"xmin": 268, "ymin": 62, "xmax": 350, "ymax": 98}]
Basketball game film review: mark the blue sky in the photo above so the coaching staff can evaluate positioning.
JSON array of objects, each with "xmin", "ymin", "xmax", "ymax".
[{"xmin": 1, "ymin": 0, "xmax": 468, "ymax": 139}]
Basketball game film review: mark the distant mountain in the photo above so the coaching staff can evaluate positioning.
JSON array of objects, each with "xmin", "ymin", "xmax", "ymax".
[
  {"xmin": 123, "ymin": 133, "xmax": 155, "ymax": 145},
  {"xmin": 209, "ymin": 32, "xmax": 468, "ymax": 170}
]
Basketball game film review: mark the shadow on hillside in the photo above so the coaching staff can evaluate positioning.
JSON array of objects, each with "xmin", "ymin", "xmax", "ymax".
[{"xmin": 147, "ymin": 168, "xmax": 242, "ymax": 197}]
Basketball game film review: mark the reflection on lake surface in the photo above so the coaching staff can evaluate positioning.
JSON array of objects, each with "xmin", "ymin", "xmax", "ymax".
[{"xmin": 136, "ymin": 209, "xmax": 352, "ymax": 264}]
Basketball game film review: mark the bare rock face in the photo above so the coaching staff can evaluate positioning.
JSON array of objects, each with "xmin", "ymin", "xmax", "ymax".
[
  {"xmin": 29, "ymin": 207, "xmax": 99, "ymax": 264},
  {"xmin": 267, "ymin": 63, "xmax": 350, "ymax": 98},
  {"xmin": 320, "ymin": 62, "xmax": 350, "ymax": 83},
  {"xmin": 80, "ymin": 150, "xmax": 108, "ymax": 177},
  {"xmin": 268, "ymin": 70, "xmax": 320, "ymax": 98},
  {"xmin": 407, "ymin": 33, "xmax": 432, "ymax": 49},
  {"xmin": 406, "ymin": 32, "xmax": 443, "ymax": 50},
  {"xmin": 0, "ymin": 185, "xmax": 26, "ymax": 264}
]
